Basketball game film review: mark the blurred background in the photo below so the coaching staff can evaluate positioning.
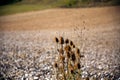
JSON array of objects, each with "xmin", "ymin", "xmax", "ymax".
[{"xmin": 0, "ymin": 0, "xmax": 120, "ymax": 16}]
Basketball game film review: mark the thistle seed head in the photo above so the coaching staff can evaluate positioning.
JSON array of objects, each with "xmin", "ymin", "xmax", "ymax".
[
  {"xmin": 55, "ymin": 37, "xmax": 59, "ymax": 43},
  {"xmin": 73, "ymin": 44, "xmax": 75, "ymax": 48},
  {"xmin": 60, "ymin": 36, "xmax": 64, "ymax": 44},
  {"xmin": 77, "ymin": 63, "xmax": 81, "ymax": 69},
  {"xmin": 62, "ymin": 56, "xmax": 65, "ymax": 62},
  {"xmin": 65, "ymin": 39, "xmax": 69, "ymax": 44},
  {"xmin": 70, "ymin": 68, "xmax": 74, "ymax": 74},
  {"xmin": 54, "ymin": 62, "xmax": 58, "ymax": 68},
  {"xmin": 76, "ymin": 48, "xmax": 80, "ymax": 54},
  {"xmin": 64, "ymin": 45, "xmax": 71, "ymax": 52},
  {"xmin": 69, "ymin": 64, "xmax": 74, "ymax": 74},
  {"xmin": 71, "ymin": 52, "xmax": 76, "ymax": 62},
  {"xmin": 70, "ymin": 41, "xmax": 73, "ymax": 46},
  {"xmin": 66, "ymin": 52, "xmax": 70, "ymax": 59},
  {"xmin": 68, "ymin": 46, "xmax": 71, "ymax": 51}
]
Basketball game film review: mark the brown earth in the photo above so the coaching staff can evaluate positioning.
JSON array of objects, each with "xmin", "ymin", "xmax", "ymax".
[
  {"xmin": 0, "ymin": 6, "xmax": 120, "ymax": 79},
  {"xmin": 0, "ymin": 6, "xmax": 120, "ymax": 31}
]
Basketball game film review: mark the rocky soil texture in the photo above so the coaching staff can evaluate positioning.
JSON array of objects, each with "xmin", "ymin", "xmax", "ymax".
[{"xmin": 0, "ymin": 6, "xmax": 120, "ymax": 80}]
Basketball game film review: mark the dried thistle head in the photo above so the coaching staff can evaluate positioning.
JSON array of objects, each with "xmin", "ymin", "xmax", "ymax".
[
  {"xmin": 64, "ymin": 45, "xmax": 68, "ymax": 51},
  {"xmin": 54, "ymin": 62, "xmax": 58, "ymax": 68},
  {"xmin": 70, "ymin": 67, "xmax": 74, "ymax": 74},
  {"xmin": 71, "ymin": 52, "xmax": 76, "ymax": 62},
  {"xmin": 64, "ymin": 45, "xmax": 71, "ymax": 52},
  {"xmin": 59, "ymin": 36, "xmax": 64, "ymax": 44},
  {"xmin": 65, "ymin": 39, "xmax": 69, "ymax": 44},
  {"xmin": 62, "ymin": 56, "xmax": 65, "ymax": 62},
  {"xmin": 77, "ymin": 63, "xmax": 81, "ymax": 69},
  {"xmin": 69, "ymin": 64, "xmax": 74, "ymax": 74},
  {"xmin": 70, "ymin": 41, "xmax": 73, "ymax": 46},
  {"xmin": 73, "ymin": 44, "xmax": 75, "ymax": 48},
  {"xmin": 76, "ymin": 48, "xmax": 80, "ymax": 55},
  {"xmin": 68, "ymin": 46, "xmax": 71, "ymax": 51},
  {"xmin": 66, "ymin": 52, "xmax": 70, "ymax": 59},
  {"xmin": 55, "ymin": 37, "xmax": 59, "ymax": 43}
]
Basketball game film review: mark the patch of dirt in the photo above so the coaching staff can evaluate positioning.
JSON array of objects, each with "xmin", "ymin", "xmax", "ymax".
[
  {"xmin": 0, "ymin": 6, "xmax": 120, "ymax": 80},
  {"xmin": 0, "ymin": 6, "xmax": 120, "ymax": 31}
]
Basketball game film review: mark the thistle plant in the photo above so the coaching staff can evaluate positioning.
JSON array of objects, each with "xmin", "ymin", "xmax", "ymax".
[{"xmin": 53, "ymin": 36, "xmax": 84, "ymax": 80}]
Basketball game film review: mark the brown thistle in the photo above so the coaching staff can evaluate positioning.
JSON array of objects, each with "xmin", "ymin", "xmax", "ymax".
[
  {"xmin": 53, "ymin": 36, "xmax": 84, "ymax": 80},
  {"xmin": 77, "ymin": 63, "xmax": 81, "ymax": 69},
  {"xmin": 76, "ymin": 48, "xmax": 80, "ymax": 55},
  {"xmin": 59, "ymin": 36, "xmax": 64, "ymax": 44},
  {"xmin": 71, "ymin": 52, "xmax": 76, "ymax": 62},
  {"xmin": 54, "ymin": 62, "xmax": 58, "ymax": 68},
  {"xmin": 65, "ymin": 39, "xmax": 69, "ymax": 44},
  {"xmin": 64, "ymin": 45, "xmax": 71, "ymax": 52},
  {"xmin": 68, "ymin": 46, "xmax": 71, "ymax": 51},
  {"xmin": 62, "ymin": 56, "xmax": 65, "ymax": 62},
  {"xmin": 70, "ymin": 69, "xmax": 74, "ymax": 74},
  {"xmin": 55, "ymin": 37, "xmax": 59, "ymax": 43},
  {"xmin": 73, "ymin": 44, "xmax": 75, "ymax": 48},
  {"xmin": 69, "ymin": 64, "xmax": 74, "ymax": 74},
  {"xmin": 70, "ymin": 41, "xmax": 73, "ymax": 46},
  {"xmin": 66, "ymin": 52, "xmax": 70, "ymax": 59}
]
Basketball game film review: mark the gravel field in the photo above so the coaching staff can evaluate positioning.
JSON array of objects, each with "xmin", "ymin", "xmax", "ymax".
[{"xmin": 0, "ymin": 6, "xmax": 120, "ymax": 80}]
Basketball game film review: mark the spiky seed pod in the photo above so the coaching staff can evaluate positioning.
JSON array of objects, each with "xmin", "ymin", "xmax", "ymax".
[
  {"xmin": 68, "ymin": 64, "xmax": 74, "ymax": 74},
  {"xmin": 54, "ymin": 63, "xmax": 58, "ymax": 68},
  {"xmin": 70, "ymin": 41, "xmax": 73, "ymax": 46},
  {"xmin": 76, "ymin": 48, "xmax": 80, "ymax": 54},
  {"xmin": 64, "ymin": 45, "xmax": 71, "ymax": 52},
  {"xmin": 66, "ymin": 52, "xmax": 70, "ymax": 59},
  {"xmin": 60, "ymin": 36, "xmax": 64, "ymax": 44},
  {"xmin": 68, "ymin": 46, "xmax": 71, "ymax": 51},
  {"xmin": 62, "ymin": 56, "xmax": 65, "ymax": 62},
  {"xmin": 71, "ymin": 53, "xmax": 76, "ymax": 62},
  {"xmin": 77, "ymin": 63, "xmax": 81, "ymax": 69},
  {"xmin": 70, "ymin": 68, "xmax": 74, "ymax": 74},
  {"xmin": 65, "ymin": 39, "xmax": 69, "ymax": 44},
  {"xmin": 73, "ymin": 44, "xmax": 75, "ymax": 48},
  {"xmin": 64, "ymin": 45, "xmax": 68, "ymax": 52},
  {"xmin": 55, "ymin": 37, "xmax": 59, "ymax": 43}
]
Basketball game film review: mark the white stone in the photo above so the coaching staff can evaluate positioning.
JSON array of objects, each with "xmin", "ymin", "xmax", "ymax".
[
  {"xmin": 25, "ymin": 73, "xmax": 29, "ymax": 77},
  {"xmin": 33, "ymin": 76, "xmax": 39, "ymax": 80},
  {"xmin": 100, "ymin": 78, "xmax": 104, "ymax": 80},
  {"xmin": 97, "ymin": 65, "xmax": 103, "ymax": 70},
  {"xmin": 81, "ymin": 71, "xmax": 88, "ymax": 78}
]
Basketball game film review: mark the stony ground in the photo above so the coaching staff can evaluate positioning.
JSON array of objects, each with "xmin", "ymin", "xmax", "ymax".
[{"xmin": 0, "ymin": 6, "xmax": 120, "ymax": 80}]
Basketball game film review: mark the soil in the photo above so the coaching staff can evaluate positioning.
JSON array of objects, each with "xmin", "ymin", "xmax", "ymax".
[{"xmin": 0, "ymin": 6, "xmax": 120, "ymax": 80}]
